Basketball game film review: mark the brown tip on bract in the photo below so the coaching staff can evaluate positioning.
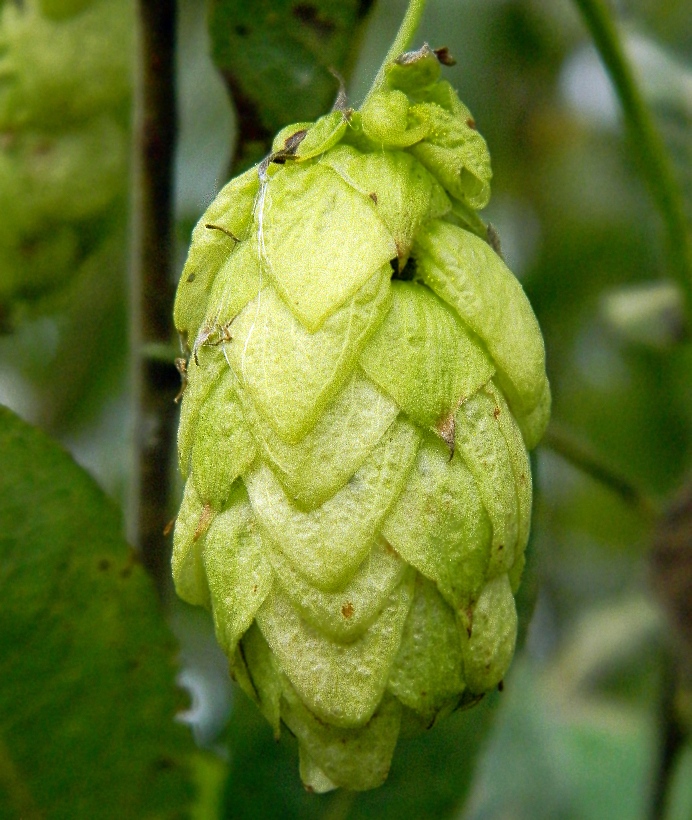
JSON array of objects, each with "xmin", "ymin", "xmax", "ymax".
[
  {"xmin": 174, "ymin": 357, "xmax": 188, "ymax": 403},
  {"xmin": 435, "ymin": 412, "xmax": 456, "ymax": 460},
  {"xmin": 329, "ymin": 67, "xmax": 349, "ymax": 113},
  {"xmin": 283, "ymin": 129, "xmax": 308, "ymax": 154},
  {"xmin": 259, "ymin": 128, "xmax": 309, "ymax": 179},
  {"xmin": 193, "ymin": 503, "xmax": 213, "ymax": 541},
  {"xmin": 396, "ymin": 42, "xmax": 434, "ymax": 65},
  {"xmin": 463, "ymin": 607, "xmax": 473, "ymax": 638},
  {"xmin": 433, "ymin": 46, "xmax": 456, "ymax": 66},
  {"xmin": 486, "ymin": 223, "xmax": 504, "ymax": 259},
  {"xmin": 205, "ymin": 223, "xmax": 239, "ymax": 242}
]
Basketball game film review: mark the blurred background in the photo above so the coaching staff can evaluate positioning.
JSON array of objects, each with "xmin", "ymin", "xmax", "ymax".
[{"xmin": 1, "ymin": 0, "xmax": 691, "ymax": 816}]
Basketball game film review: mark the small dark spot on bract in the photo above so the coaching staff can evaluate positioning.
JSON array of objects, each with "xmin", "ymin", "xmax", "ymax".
[
  {"xmin": 493, "ymin": 406, "xmax": 501, "ymax": 419},
  {"xmin": 498, "ymin": 680, "xmax": 504, "ymax": 692},
  {"xmin": 235, "ymin": 24, "xmax": 249, "ymax": 36},
  {"xmin": 369, "ymin": 191, "xmax": 378, "ymax": 203},
  {"xmin": 187, "ymin": 273, "xmax": 196, "ymax": 283},
  {"xmin": 153, "ymin": 756, "xmax": 175, "ymax": 771},
  {"xmin": 466, "ymin": 117, "xmax": 476, "ymax": 129},
  {"xmin": 292, "ymin": 3, "xmax": 336, "ymax": 36},
  {"xmin": 341, "ymin": 602, "xmax": 354, "ymax": 619},
  {"xmin": 98, "ymin": 558, "xmax": 111, "ymax": 572},
  {"xmin": 120, "ymin": 566, "xmax": 132, "ymax": 579}
]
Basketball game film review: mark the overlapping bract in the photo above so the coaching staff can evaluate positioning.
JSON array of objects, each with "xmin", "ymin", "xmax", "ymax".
[{"xmin": 173, "ymin": 45, "xmax": 550, "ymax": 791}]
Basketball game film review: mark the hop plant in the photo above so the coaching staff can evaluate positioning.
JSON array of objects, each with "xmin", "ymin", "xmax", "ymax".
[
  {"xmin": 173, "ymin": 43, "xmax": 550, "ymax": 792},
  {"xmin": 0, "ymin": 0, "xmax": 133, "ymax": 313}
]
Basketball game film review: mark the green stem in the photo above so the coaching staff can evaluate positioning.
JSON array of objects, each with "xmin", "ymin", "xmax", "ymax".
[
  {"xmin": 364, "ymin": 0, "xmax": 428, "ymax": 102},
  {"xmin": 542, "ymin": 421, "xmax": 659, "ymax": 520},
  {"xmin": 572, "ymin": 0, "xmax": 692, "ymax": 328}
]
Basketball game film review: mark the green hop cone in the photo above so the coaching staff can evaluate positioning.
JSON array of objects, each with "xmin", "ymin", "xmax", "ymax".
[
  {"xmin": 173, "ymin": 44, "xmax": 550, "ymax": 792},
  {"xmin": 0, "ymin": 0, "xmax": 133, "ymax": 313}
]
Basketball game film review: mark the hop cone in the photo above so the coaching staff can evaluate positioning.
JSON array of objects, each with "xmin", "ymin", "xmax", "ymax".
[
  {"xmin": 173, "ymin": 45, "xmax": 550, "ymax": 792},
  {"xmin": 0, "ymin": 0, "xmax": 133, "ymax": 312}
]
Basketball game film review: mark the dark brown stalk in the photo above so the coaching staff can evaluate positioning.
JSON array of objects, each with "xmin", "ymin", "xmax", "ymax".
[
  {"xmin": 649, "ymin": 652, "xmax": 685, "ymax": 820},
  {"xmin": 130, "ymin": 0, "xmax": 179, "ymax": 592}
]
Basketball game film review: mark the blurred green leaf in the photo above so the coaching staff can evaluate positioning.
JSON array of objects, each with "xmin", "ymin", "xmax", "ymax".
[
  {"xmin": 207, "ymin": 0, "xmax": 376, "ymax": 170},
  {"xmin": 0, "ymin": 406, "xmax": 196, "ymax": 818},
  {"xmin": 465, "ymin": 655, "xmax": 658, "ymax": 820}
]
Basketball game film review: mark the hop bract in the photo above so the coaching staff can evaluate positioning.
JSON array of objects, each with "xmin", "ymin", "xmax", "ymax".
[{"xmin": 173, "ymin": 45, "xmax": 550, "ymax": 792}]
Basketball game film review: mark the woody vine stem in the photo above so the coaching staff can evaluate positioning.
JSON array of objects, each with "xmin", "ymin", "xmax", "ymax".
[{"xmin": 130, "ymin": 0, "xmax": 178, "ymax": 593}]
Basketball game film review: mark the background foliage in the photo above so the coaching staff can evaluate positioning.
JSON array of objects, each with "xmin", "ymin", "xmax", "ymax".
[{"xmin": 1, "ymin": 0, "xmax": 691, "ymax": 817}]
